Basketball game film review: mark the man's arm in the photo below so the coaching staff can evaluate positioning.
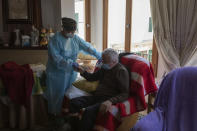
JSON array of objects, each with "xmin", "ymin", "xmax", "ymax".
[
  {"xmin": 109, "ymin": 68, "xmax": 130, "ymax": 104},
  {"xmin": 80, "ymin": 69, "xmax": 103, "ymax": 82}
]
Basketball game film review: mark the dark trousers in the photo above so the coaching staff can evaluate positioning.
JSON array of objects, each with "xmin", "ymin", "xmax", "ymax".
[{"xmin": 69, "ymin": 95, "xmax": 110, "ymax": 131}]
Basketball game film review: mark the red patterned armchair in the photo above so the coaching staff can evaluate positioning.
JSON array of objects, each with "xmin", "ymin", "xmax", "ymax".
[{"xmin": 94, "ymin": 54, "xmax": 158, "ymax": 131}]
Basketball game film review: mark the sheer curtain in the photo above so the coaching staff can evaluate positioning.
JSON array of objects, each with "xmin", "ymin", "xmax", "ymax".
[{"xmin": 150, "ymin": 0, "xmax": 197, "ymax": 72}]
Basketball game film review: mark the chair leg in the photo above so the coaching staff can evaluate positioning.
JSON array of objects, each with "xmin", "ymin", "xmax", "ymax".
[
  {"xmin": 19, "ymin": 105, "xmax": 27, "ymax": 130},
  {"xmin": 9, "ymin": 103, "xmax": 17, "ymax": 129},
  {"xmin": 147, "ymin": 95, "xmax": 152, "ymax": 113},
  {"xmin": 147, "ymin": 94, "xmax": 155, "ymax": 114},
  {"xmin": 29, "ymin": 96, "xmax": 34, "ymax": 129}
]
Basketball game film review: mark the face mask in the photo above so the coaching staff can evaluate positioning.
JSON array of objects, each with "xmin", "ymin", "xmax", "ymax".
[
  {"xmin": 66, "ymin": 33, "xmax": 74, "ymax": 38},
  {"xmin": 102, "ymin": 64, "xmax": 111, "ymax": 70}
]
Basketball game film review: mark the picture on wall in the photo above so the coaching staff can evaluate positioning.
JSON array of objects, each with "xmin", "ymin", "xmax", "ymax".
[{"xmin": 3, "ymin": 0, "xmax": 33, "ymax": 24}]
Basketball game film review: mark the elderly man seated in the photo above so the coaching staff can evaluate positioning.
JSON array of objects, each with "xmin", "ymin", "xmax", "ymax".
[{"xmin": 68, "ymin": 48, "xmax": 130, "ymax": 131}]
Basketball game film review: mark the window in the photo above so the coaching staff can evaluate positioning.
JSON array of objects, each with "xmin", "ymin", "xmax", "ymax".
[
  {"xmin": 131, "ymin": 0, "xmax": 153, "ymax": 62},
  {"xmin": 103, "ymin": 0, "xmax": 157, "ymax": 63},
  {"xmin": 75, "ymin": 0, "xmax": 85, "ymax": 39},
  {"xmin": 107, "ymin": 0, "xmax": 126, "ymax": 53}
]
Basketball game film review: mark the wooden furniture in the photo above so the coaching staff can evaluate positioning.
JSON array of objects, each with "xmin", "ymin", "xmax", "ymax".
[{"xmin": 147, "ymin": 92, "xmax": 157, "ymax": 113}]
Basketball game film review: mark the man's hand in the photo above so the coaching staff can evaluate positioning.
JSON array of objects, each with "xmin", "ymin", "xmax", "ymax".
[
  {"xmin": 72, "ymin": 63, "xmax": 85, "ymax": 74},
  {"xmin": 78, "ymin": 66, "xmax": 85, "ymax": 74},
  {"xmin": 99, "ymin": 100, "xmax": 112, "ymax": 113}
]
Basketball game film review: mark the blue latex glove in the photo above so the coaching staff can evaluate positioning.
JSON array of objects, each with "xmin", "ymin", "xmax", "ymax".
[
  {"xmin": 72, "ymin": 62, "xmax": 79, "ymax": 69},
  {"xmin": 98, "ymin": 58, "xmax": 102, "ymax": 64},
  {"xmin": 96, "ymin": 58, "xmax": 103, "ymax": 68}
]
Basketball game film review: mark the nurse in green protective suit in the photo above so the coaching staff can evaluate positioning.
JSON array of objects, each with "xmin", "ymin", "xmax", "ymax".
[{"xmin": 44, "ymin": 17, "xmax": 101, "ymax": 117}]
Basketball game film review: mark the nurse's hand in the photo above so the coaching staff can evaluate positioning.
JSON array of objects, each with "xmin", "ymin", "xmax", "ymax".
[
  {"xmin": 97, "ymin": 58, "xmax": 102, "ymax": 64},
  {"xmin": 96, "ymin": 58, "xmax": 103, "ymax": 68},
  {"xmin": 72, "ymin": 62, "xmax": 79, "ymax": 71}
]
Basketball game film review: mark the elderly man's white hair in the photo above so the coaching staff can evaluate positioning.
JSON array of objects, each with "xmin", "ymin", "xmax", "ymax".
[{"xmin": 102, "ymin": 48, "xmax": 119, "ymax": 62}]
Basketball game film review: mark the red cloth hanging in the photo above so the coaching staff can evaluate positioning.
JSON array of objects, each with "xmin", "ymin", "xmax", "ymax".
[{"xmin": 0, "ymin": 61, "xmax": 34, "ymax": 108}]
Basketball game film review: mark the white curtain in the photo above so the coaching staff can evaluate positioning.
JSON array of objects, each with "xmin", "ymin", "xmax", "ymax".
[{"xmin": 150, "ymin": 0, "xmax": 197, "ymax": 72}]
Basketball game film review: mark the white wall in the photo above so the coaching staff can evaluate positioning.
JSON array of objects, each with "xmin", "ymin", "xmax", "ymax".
[
  {"xmin": 91, "ymin": 0, "xmax": 103, "ymax": 51},
  {"xmin": 41, "ymin": 0, "xmax": 62, "ymax": 31},
  {"xmin": 61, "ymin": 0, "xmax": 75, "ymax": 19},
  {"xmin": 41, "ymin": 0, "xmax": 75, "ymax": 32},
  {"xmin": 41, "ymin": 0, "xmax": 75, "ymax": 31}
]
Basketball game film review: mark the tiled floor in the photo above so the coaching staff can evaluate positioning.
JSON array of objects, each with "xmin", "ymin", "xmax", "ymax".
[
  {"xmin": 0, "ymin": 126, "xmax": 48, "ymax": 131},
  {"xmin": 0, "ymin": 107, "xmax": 149, "ymax": 131},
  {"xmin": 0, "ymin": 124, "xmax": 71, "ymax": 131}
]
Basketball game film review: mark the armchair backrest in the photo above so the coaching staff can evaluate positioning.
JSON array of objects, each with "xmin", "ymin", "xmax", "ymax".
[
  {"xmin": 118, "ymin": 54, "xmax": 158, "ymax": 116},
  {"xmin": 94, "ymin": 53, "xmax": 157, "ymax": 97},
  {"xmin": 120, "ymin": 54, "xmax": 157, "ymax": 95}
]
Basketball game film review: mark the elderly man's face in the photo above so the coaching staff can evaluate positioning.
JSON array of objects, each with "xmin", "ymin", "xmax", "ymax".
[
  {"xmin": 101, "ymin": 54, "xmax": 113, "ymax": 70},
  {"xmin": 102, "ymin": 54, "xmax": 111, "ymax": 65}
]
